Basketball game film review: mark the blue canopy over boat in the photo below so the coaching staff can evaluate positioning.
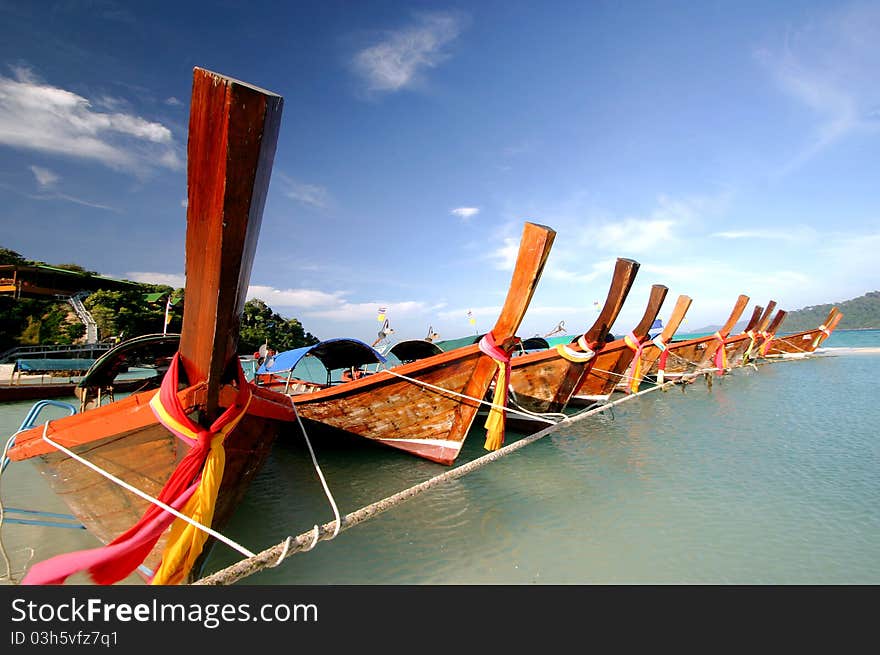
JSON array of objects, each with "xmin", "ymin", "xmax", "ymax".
[
  {"xmin": 15, "ymin": 358, "xmax": 95, "ymax": 373},
  {"xmin": 257, "ymin": 338, "xmax": 386, "ymax": 374}
]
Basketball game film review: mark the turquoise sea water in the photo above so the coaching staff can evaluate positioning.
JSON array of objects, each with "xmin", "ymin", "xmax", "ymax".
[{"xmin": 1, "ymin": 330, "xmax": 878, "ymax": 584}]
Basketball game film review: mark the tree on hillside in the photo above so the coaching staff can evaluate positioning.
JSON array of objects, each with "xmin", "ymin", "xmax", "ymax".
[
  {"xmin": 53, "ymin": 263, "xmax": 99, "ymax": 275},
  {"xmin": 239, "ymin": 298, "xmax": 319, "ymax": 354},
  {"xmin": 84, "ymin": 288, "xmax": 175, "ymax": 341},
  {"xmin": 780, "ymin": 290, "xmax": 880, "ymax": 331},
  {"xmin": 0, "ymin": 247, "xmax": 27, "ymax": 266}
]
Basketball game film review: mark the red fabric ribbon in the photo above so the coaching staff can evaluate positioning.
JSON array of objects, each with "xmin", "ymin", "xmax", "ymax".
[
  {"xmin": 622, "ymin": 332, "xmax": 645, "ymax": 392},
  {"xmin": 712, "ymin": 331, "xmax": 727, "ymax": 376},
  {"xmin": 22, "ymin": 353, "xmax": 249, "ymax": 585}
]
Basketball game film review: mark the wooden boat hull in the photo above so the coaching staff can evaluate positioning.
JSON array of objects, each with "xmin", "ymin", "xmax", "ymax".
[
  {"xmin": 283, "ymin": 221, "xmax": 556, "ymax": 466},
  {"xmin": 764, "ymin": 310, "xmax": 840, "ymax": 357},
  {"xmin": 569, "ymin": 342, "xmax": 634, "ymax": 402},
  {"xmin": 0, "ymin": 376, "xmax": 153, "ymax": 403},
  {"xmin": 31, "ymin": 412, "xmax": 277, "ymax": 578},
  {"xmin": 505, "ymin": 257, "xmax": 640, "ymax": 417},
  {"xmin": 763, "ymin": 329, "xmax": 827, "ymax": 356},
  {"xmin": 5, "ymin": 68, "xmax": 288, "ymax": 585},
  {"xmin": 568, "ymin": 284, "xmax": 670, "ymax": 404},
  {"xmin": 292, "ymin": 345, "xmax": 489, "ymax": 465},
  {"xmin": 644, "ymin": 337, "xmax": 713, "ymax": 376},
  {"xmin": 508, "ymin": 348, "xmax": 593, "ymax": 414},
  {"xmin": 8, "ymin": 382, "xmax": 298, "ymax": 578}
]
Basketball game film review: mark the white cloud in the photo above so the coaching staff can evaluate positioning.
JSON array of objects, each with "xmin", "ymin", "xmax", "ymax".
[
  {"xmin": 165, "ymin": 97, "xmax": 182, "ymax": 106},
  {"xmin": 125, "ymin": 271, "xmax": 186, "ymax": 287},
  {"xmin": 488, "ymin": 237, "xmax": 519, "ymax": 271},
  {"xmin": 0, "ymin": 66, "xmax": 182, "ymax": 175},
  {"xmin": 451, "ymin": 207, "xmax": 480, "ymax": 220},
  {"xmin": 244, "ymin": 283, "xmax": 444, "ymax": 323},
  {"xmin": 29, "ymin": 165, "xmax": 58, "ymax": 187},
  {"xmin": 247, "ymin": 285, "xmax": 344, "ymax": 308},
  {"xmin": 353, "ymin": 12, "xmax": 466, "ymax": 92},
  {"xmin": 595, "ymin": 218, "xmax": 676, "ymax": 254}
]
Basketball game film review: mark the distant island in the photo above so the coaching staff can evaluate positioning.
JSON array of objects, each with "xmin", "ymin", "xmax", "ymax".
[{"xmin": 693, "ymin": 290, "xmax": 880, "ymax": 333}]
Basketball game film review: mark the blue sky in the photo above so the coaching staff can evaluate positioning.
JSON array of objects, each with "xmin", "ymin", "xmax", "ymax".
[{"xmin": 1, "ymin": 0, "xmax": 877, "ymax": 342}]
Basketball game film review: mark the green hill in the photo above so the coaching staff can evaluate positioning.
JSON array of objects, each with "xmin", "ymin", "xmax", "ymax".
[
  {"xmin": 692, "ymin": 290, "xmax": 880, "ymax": 334},
  {"xmin": 780, "ymin": 291, "xmax": 880, "ymax": 332}
]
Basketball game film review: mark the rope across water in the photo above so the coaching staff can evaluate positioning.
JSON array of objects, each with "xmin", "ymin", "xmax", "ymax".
[{"xmin": 194, "ymin": 370, "xmax": 730, "ymax": 586}]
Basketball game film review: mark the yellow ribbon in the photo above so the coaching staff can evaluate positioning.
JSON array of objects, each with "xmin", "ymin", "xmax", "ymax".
[
  {"xmin": 149, "ymin": 389, "xmax": 252, "ymax": 585},
  {"xmin": 479, "ymin": 333, "xmax": 512, "ymax": 452},
  {"xmin": 483, "ymin": 363, "xmax": 507, "ymax": 452},
  {"xmin": 811, "ymin": 324, "xmax": 830, "ymax": 349},
  {"xmin": 742, "ymin": 330, "xmax": 757, "ymax": 364},
  {"xmin": 623, "ymin": 332, "xmax": 644, "ymax": 393},
  {"xmin": 554, "ymin": 342, "xmax": 595, "ymax": 363},
  {"xmin": 759, "ymin": 330, "xmax": 773, "ymax": 356}
]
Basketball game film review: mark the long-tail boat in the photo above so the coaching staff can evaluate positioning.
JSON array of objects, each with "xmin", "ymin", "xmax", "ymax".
[
  {"xmin": 273, "ymin": 222, "xmax": 556, "ymax": 466},
  {"xmin": 724, "ymin": 302, "xmax": 772, "ymax": 367},
  {"xmin": 643, "ymin": 294, "xmax": 751, "ymax": 379},
  {"xmin": 567, "ymin": 283, "xmax": 669, "ymax": 405},
  {"xmin": 749, "ymin": 308, "xmax": 788, "ymax": 359},
  {"xmin": 763, "ymin": 308, "xmax": 841, "ymax": 357},
  {"xmin": 503, "ymin": 257, "xmax": 640, "ymax": 420},
  {"xmin": 5, "ymin": 68, "xmax": 300, "ymax": 585},
  {"xmin": 628, "ymin": 294, "xmax": 693, "ymax": 387}
]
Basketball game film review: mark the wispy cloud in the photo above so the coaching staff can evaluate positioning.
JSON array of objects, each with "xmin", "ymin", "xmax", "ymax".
[
  {"xmin": 545, "ymin": 258, "xmax": 615, "ymax": 285},
  {"xmin": 352, "ymin": 12, "xmax": 467, "ymax": 93},
  {"xmin": 19, "ymin": 165, "xmax": 116, "ymax": 211},
  {"xmin": 165, "ymin": 97, "xmax": 182, "ymax": 106},
  {"xmin": 594, "ymin": 218, "xmax": 676, "ymax": 254},
  {"xmin": 277, "ymin": 173, "xmax": 331, "ymax": 209},
  {"xmin": 304, "ymin": 300, "xmax": 442, "ymax": 321},
  {"xmin": 0, "ymin": 66, "xmax": 182, "ymax": 175},
  {"xmin": 711, "ymin": 226, "xmax": 818, "ymax": 242},
  {"xmin": 26, "ymin": 190, "xmax": 117, "ymax": 211},
  {"xmin": 245, "ymin": 283, "xmax": 445, "ymax": 322},
  {"xmin": 124, "ymin": 271, "xmax": 186, "ymax": 287},
  {"xmin": 451, "ymin": 206, "xmax": 479, "ymax": 220},
  {"xmin": 29, "ymin": 165, "xmax": 58, "ymax": 188},
  {"xmin": 756, "ymin": 3, "xmax": 880, "ymax": 172}
]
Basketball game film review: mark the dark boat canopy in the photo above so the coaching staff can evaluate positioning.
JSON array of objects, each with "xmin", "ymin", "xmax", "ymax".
[
  {"xmin": 520, "ymin": 337, "xmax": 549, "ymax": 350},
  {"xmin": 78, "ymin": 333, "xmax": 180, "ymax": 389},
  {"xmin": 388, "ymin": 339, "xmax": 444, "ymax": 363},
  {"xmin": 258, "ymin": 338, "xmax": 386, "ymax": 374}
]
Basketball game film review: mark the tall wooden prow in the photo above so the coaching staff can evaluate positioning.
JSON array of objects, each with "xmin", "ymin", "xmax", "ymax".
[
  {"xmin": 180, "ymin": 68, "xmax": 283, "ymax": 420},
  {"xmin": 7, "ymin": 68, "xmax": 298, "ymax": 585}
]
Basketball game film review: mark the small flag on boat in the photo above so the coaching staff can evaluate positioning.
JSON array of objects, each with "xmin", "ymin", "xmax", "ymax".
[{"xmin": 377, "ymin": 307, "xmax": 387, "ymax": 322}]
